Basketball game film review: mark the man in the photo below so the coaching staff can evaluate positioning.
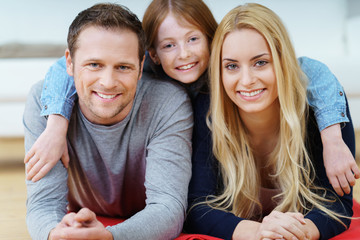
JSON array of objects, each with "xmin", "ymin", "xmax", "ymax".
[{"xmin": 24, "ymin": 3, "xmax": 193, "ymax": 240}]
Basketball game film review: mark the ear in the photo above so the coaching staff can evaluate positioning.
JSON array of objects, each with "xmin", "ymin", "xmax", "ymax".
[
  {"xmin": 148, "ymin": 48, "xmax": 160, "ymax": 65},
  {"xmin": 65, "ymin": 49, "xmax": 74, "ymax": 76}
]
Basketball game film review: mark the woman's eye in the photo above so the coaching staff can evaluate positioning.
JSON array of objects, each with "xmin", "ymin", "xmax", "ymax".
[
  {"xmin": 225, "ymin": 64, "xmax": 238, "ymax": 70},
  {"xmin": 255, "ymin": 60, "xmax": 268, "ymax": 67}
]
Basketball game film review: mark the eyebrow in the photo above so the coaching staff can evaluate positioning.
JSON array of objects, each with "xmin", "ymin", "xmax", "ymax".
[
  {"xmin": 222, "ymin": 53, "xmax": 270, "ymax": 62},
  {"xmin": 158, "ymin": 30, "xmax": 199, "ymax": 43},
  {"xmin": 85, "ymin": 58, "xmax": 136, "ymax": 67}
]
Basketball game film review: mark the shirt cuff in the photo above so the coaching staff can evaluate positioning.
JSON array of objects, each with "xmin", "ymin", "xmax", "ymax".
[
  {"xmin": 314, "ymin": 108, "xmax": 349, "ymax": 132},
  {"xmin": 40, "ymin": 97, "xmax": 75, "ymax": 121}
]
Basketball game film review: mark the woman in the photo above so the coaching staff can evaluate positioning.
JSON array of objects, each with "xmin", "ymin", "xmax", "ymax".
[{"xmin": 185, "ymin": 3, "xmax": 354, "ymax": 240}]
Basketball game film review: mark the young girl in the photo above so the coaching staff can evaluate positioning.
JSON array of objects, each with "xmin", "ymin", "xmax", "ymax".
[
  {"xmin": 185, "ymin": 3, "xmax": 354, "ymax": 239},
  {"xmin": 25, "ymin": 0, "xmax": 358, "ymax": 197}
]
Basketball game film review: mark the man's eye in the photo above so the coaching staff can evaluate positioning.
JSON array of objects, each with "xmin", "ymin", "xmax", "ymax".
[
  {"xmin": 90, "ymin": 63, "xmax": 99, "ymax": 68},
  {"xmin": 119, "ymin": 66, "xmax": 130, "ymax": 71}
]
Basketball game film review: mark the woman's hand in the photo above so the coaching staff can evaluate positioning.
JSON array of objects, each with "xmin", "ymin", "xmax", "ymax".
[
  {"xmin": 256, "ymin": 211, "xmax": 309, "ymax": 240},
  {"xmin": 232, "ymin": 211, "xmax": 319, "ymax": 240},
  {"xmin": 25, "ymin": 114, "xmax": 69, "ymax": 182}
]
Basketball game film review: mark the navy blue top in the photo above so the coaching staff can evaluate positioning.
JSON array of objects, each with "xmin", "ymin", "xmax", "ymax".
[{"xmin": 184, "ymin": 92, "xmax": 355, "ymax": 240}]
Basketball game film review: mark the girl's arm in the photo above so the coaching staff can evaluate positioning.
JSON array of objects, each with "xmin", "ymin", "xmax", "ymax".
[
  {"xmin": 299, "ymin": 57, "xmax": 360, "ymax": 196},
  {"xmin": 305, "ymin": 105, "xmax": 354, "ymax": 240},
  {"xmin": 24, "ymin": 56, "xmax": 76, "ymax": 181},
  {"xmin": 40, "ymin": 56, "xmax": 77, "ymax": 120}
]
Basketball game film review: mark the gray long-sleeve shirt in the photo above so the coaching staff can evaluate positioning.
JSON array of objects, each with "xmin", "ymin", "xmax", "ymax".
[{"xmin": 24, "ymin": 73, "xmax": 193, "ymax": 240}]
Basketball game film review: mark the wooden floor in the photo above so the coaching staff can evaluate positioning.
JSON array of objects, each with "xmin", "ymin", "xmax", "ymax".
[
  {"xmin": 0, "ymin": 131, "xmax": 359, "ymax": 239},
  {"xmin": 0, "ymin": 164, "xmax": 30, "ymax": 239}
]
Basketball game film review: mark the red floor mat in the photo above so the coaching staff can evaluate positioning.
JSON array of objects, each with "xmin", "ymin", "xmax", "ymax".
[
  {"xmin": 330, "ymin": 200, "xmax": 360, "ymax": 240},
  {"xmin": 97, "ymin": 200, "xmax": 360, "ymax": 240}
]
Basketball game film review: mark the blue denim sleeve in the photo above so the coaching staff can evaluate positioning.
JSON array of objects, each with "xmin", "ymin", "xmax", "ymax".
[
  {"xmin": 298, "ymin": 57, "xmax": 349, "ymax": 131},
  {"xmin": 40, "ymin": 56, "xmax": 77, "ymax": 120}
]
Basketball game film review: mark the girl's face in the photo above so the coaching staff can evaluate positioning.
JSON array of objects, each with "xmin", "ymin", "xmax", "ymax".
[
  {"xmin": 150, "ymin": 13, "xmax": 210, "ymax": 84},
  {"xmin": 221, "ymin": 28, "xmax": 278, "ymax": 116}
]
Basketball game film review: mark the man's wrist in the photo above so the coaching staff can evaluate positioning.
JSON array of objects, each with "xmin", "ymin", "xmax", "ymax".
[{"xmin": 105, "ymin": 229, "xmax": 114, "ymax": 240}]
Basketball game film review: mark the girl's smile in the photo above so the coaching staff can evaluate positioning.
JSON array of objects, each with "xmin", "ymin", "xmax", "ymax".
[{"xmin": 150, "ymin": 13, "xmax": 210, "ymax": 84}]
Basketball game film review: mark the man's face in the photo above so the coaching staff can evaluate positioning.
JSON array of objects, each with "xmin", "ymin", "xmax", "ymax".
[{"xmin": 66, "ymin": 26, "xmax": 143, "ymax": 125}]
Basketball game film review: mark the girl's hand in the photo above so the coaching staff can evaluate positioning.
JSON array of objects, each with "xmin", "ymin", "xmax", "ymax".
[
  {"xmin": 24, "ymin": 115, "xmax": 69, "ymax": 182},
  {"xmin": 321, "ymin": 124, "xmax": 360, "ymax": 196}
]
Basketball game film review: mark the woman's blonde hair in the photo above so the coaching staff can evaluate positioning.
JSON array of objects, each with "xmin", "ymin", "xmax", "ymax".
[
  {"xmin": 207, "ymin": 3, "xmax": 345, "ymax": 224},
  {"xmin": 142, "ymin": 0, "xmax": 217, "ymax": 50}
]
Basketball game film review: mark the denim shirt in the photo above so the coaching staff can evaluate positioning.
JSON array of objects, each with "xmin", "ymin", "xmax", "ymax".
[{"xmin": 40, "ymin": 56, "xmax": 349, "ymax": 131}]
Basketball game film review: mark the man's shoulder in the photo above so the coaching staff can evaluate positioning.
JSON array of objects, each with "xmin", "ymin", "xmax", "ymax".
[
  {"xmin": 29, "ymin": 80, "xmax": 44, "ymax": 97},
  {"xmin": 135, "ymin": 72, "xmax": 192, "ymax": 116},
  {"xmin": 140, "ymin": 72, "xmax": 188, "ymax": 97},
  {"xmin": 25, "ymin": 80, "xmax": 44, "ymax": 110}
]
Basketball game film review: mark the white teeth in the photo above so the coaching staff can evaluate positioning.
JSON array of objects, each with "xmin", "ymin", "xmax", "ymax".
[
  {"xmin": 98, "ymin": 93, "xmax": 117, "ymax": 99},
  {"xmin": 240, "ymin": 89, "xmax": 263, "ymax": 97},
  {"xmin": 178, "ymin": 63, "xmax": 195, "ymax": 70}
]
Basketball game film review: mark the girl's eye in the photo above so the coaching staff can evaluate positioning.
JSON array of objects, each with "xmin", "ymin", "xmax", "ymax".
[
  {"xmin": 163, "ymin": 43, "xmax": 174, "ymax": 49},
  {"xmin": 189, "ymin": 37, "xmax": 198, "ymax": 42},
  {"xmin": 255, "ymin": 60, "xmax": 268, "ymax": 67},
  {"xmin": 225, "ymin": 63, "xmax": 238, "ymax": 70}
]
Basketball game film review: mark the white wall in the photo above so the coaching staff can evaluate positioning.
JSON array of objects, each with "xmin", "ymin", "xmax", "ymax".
[{"xmin": 1, "ymin": 0, "xmax": 359, "ymax": 137}]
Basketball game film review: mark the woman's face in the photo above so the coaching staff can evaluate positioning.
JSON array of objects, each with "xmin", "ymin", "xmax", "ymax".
[
  {"xmin": 151, "ymin": 13, "xmax": 210, "ymax": 84},
  {"xmin": 221, "ymin": 28, "xmax": 278, "ymax": 116}
]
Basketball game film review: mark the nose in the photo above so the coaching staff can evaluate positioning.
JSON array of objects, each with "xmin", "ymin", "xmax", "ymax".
[
  {"xmin": 179, "ymin": 44, "xmax": 191, "ymax": 59},
  {"xmin": 99, "ymin": 68, "xmax": 117, "ymax": 89},
  {"xmin": 239, "ymin": 67, "xmax": 256, "ymax": 87}
]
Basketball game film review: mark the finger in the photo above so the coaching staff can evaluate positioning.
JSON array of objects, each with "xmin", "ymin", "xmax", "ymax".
[
  {"xmin": 285, "ymin": 212, "xmax": 306, "ymax": 224},
  {"xmin": 338, "ymin": 175, "xmax": 351, "ymax": 195},
  {"xmin": 26, "ymin": 154, "xmax": 40, "ymax": 174},
  {"xmin": 345, "ymin": 169, "xmax": 356, "ymax": 187},
  {"xmin": 61, "ymin": 145, "xmax": 70, "ymax": 169},
  {"xmin": 24, "ymin": 148, "xmax": 35, "ymax": 164},
  {"xmin": 31, "ymin": 164, "xmax": 55, "ymax": 182},
  {"xmin": 266, "ymin": 226, "xmax": 297, "ymax": 240},
  {"xmin": 259, "ymin": 230, "xmax": 284, "ymax": 240},
  {"xmin": 74, "ymin": 208, "xmax": 96, "ymax": 225},
  {"xmin": 271, "ymin": 213, "xmax": 305, "ymax": 240},
  {"xmin": 26, "ymin": 159, "xmax": 47, "ymax": 181},
  {"xmin": 329, "ymin": 176, "xmax": 343, "ymax": 196},
  {"xmin": 26, "ymin": 156, "xmax": 42, "ymax": 180},
  {"xmin": 60, "ymin": 227, "xmax": 105, "ymax": 239},
  {"xmin": 62, "ymin": 212, "xmax": 78, "ymax": 227},
  {"xmin": 351, "ymin": 163, "xmax": 360, "ymax": 179}
]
